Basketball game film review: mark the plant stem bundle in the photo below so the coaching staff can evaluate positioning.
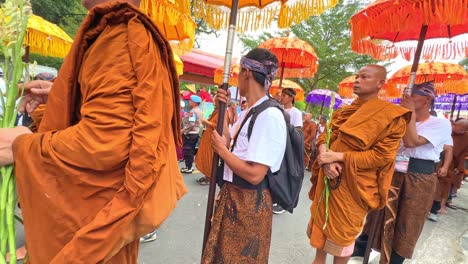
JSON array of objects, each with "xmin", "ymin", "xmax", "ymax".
[
  {"xmin": 0, "ymin": 1, "xmax": 31, "ymax": 263},
  {"xmin": 322, "ymin": 93, "xmax": 335, "ymax": 230}
]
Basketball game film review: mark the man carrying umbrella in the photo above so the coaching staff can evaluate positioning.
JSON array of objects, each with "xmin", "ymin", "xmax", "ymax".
[
  {"xmin": 0, "ymin": 0, "xmax": 187, "ymax": 263},
  {"xmin": 353, "ymin": 81, "xmax": 453, "ymax": 264},
  {"xmin": 308, "ymin": 64, "xmax": 410, "ymax": 264}
]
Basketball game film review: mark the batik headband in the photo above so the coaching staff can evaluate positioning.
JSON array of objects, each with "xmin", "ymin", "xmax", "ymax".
[
  {"xmin": 412, "ymin": 81, "xmax": 436, "ymax": 99},
  {"xmin": 240, "ymin": 56, "xmax": 278, "ymax": 90}
]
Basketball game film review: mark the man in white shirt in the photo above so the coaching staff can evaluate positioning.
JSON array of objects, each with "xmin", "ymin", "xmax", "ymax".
[
  {"xmin": 280, "ymin": 87, "xmax": 303, "ymax": 128},
  {"xmin": 202, "ymin": 48, "xmax": 287, "ymax": 263},
  {"xmin": 353, "ymin": 81, "xmax": 452, "ymax": 264}
]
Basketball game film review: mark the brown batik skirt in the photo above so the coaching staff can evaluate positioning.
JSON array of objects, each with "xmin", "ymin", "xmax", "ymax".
[
  {"xmin": 202, "ymin": 182, "xmax": 273, "ymax": 264},
  {"xmin": 364, "ymin": 171, "xmax": 438, "ymax": 263}
]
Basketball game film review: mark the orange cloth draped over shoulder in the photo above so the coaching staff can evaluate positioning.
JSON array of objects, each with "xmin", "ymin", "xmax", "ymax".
[
  {"xmin": 195, "ymin": 109, "xmax": 218, "ymax": 177},
  {"xmin": 308, "ymin": 98, "xmax": 410, "ymax": 250},
  {"xmin": 12, "ymin": 2, "xmax": 187, "ymax": 263}
]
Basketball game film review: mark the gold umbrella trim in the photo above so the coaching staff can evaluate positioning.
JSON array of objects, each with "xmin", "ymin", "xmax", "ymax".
[
  {"xmin": 193, "ymin": 0, "xmax": 338, "ymax": 32},
  {"xmin": 25, "ymin": 14, "xmax": 73, "ymax": 58}
]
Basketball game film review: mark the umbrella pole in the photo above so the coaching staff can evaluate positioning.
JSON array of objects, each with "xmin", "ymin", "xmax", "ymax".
[
  {"xmin": 278, "ymin": 62, "xmax": 285, "ymax": 89},
  {"xmin": 405, "ymin": 25, "xmax": 428, "ymax": 95},
  {"xmin": 202, "ymin": 0, "xmax": 239, "ymax": 258},
  {"xmin": 450, "ymin": 94, "xmax": 458, "ymax": 120},
  {"xmin": 319, "ymin": 99, "xmax": 325, "ymax": 115},
  {"xmin": 457, "ymin": 102, "xmax": 461, "ymax": 119}
]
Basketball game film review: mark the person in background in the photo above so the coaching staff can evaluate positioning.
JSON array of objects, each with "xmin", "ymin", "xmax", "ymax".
[
  {"xmin": 302, "ymin": 112, "xmax": 317, "ymax": 171},
  {"xmin": 181, "ymin": 95, "xmax": 203, "ymax": 174}
]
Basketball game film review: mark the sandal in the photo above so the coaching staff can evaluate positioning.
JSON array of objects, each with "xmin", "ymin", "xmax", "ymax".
[
  {"xmin": 446, "ymin": 202, "xmax": 458, "ymax": 210},
  {"xmin": 196, "ymin": 177, "xmax": 205, "ymax": 183}
]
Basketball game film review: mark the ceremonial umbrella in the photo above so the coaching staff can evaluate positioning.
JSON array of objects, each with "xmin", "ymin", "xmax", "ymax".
[
  {"xmin": 337, "ymin": 75, "xmax": 355, "ymax": 98},
  {"xmin": 388, "ymin": 62, "xmax": 468, "ymax": 87},
  {"xmin": 193, "ymin": 0, "xmax": 339, "ymax": 254},
  {"xmin": 139, "ymin": 0, "xmax": 196, "ymax": 53},
  {"xmin": 25, "ymin": 14, "xmax": 73, "ymax": 58},
  {"xmin": 173, "ymin": 53, "xmax": 183, "ymax": 76},
  {"xmin": 306, "ymin": 89, "xmax": 342, "ymax": 111},
  {"xmin": 270, "ymin": 79, "xmax": 305, "ymax": 102},
  {"xmin": 259, "ymin": 37, "xmax": 319, "ymax": 89},
  {"xmin": 350, "ymin": 0, "xmax": 468, "ymax": 94}
]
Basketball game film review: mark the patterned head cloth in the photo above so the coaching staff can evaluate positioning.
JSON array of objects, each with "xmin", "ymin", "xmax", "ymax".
[
  {"xmin": 239, "ymin": 56, "xmax": 278, "ymax": 91},
  {"xmin": 412, "ymin": 81, "xmax": 436, "ymax": 99}
]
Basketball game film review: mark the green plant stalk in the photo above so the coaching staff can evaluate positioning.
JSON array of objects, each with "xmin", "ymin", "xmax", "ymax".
[
  {"xmin": 7, "ymin": 177, "xmax": 16, "ymax": 263},
  {"xmin": 0, "ymin": 1, "xmax": 31, "ymax": 263},
  {"xmin": 321, "ymin": 93, "xmax": 335, "ymax": 230}
]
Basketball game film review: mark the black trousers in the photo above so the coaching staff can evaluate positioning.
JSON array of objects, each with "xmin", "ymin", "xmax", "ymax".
[{"xmin": 183, "ymin": 134, "xmax": 199, "ymax": 169}]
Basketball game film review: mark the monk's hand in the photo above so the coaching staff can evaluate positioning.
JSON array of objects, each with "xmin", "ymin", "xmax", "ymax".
[
  {"xmin": 0, "ymin": 126, "xmax": 32, "ymax": 166},
  {"xmin": 317, "ymin": 151, "xmax": 342, "ymax": 165},
  {"xmin": 211, "ymin": 130, "xmax": 227, "ymax": 154},
  {"xmin": 400, "ymin": 94, "xmax": 415, "ymax": 111},
  {"xmin": 18, "ymin": 80, "xmax": 53, "ymax": 113},
  {"xmin": 437, "ymin": 166, "xmax": 448, "ymax": 177},
  {"xmin": 214, "ymin": 88, "xmax": 231, "ymax": 108},
  {"xmin": 323, "ymin": 162, "xmax": 342, "ymax": 179}
]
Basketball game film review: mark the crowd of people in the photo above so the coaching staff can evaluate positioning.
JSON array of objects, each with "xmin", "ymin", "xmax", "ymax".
[{"xmin": 0, "ymin": 0, "xmax": 466, "ymax": 263}]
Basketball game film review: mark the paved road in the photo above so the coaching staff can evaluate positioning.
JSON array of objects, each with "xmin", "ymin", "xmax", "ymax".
[{"xmin": 14, "ymin": 164, "xmax": 468, "ymax": 263}]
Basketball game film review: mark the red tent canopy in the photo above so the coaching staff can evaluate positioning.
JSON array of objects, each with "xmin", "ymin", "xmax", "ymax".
[{"xmin": 180, "ymin": 49, "xmax": 236, "ymax": 85}]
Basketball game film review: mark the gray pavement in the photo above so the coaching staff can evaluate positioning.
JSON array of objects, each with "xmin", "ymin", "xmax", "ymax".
[{"xmin": 13, "ymin": 166, "xmax": 468, "ymax": 263}]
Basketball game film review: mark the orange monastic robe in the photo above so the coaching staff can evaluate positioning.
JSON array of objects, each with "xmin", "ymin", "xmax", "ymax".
[
  {"xmin": 307, "ymin": 98, "xmax": 410, "ymax": 252},
  {"xmin": 12, "ymin": 3, "xmax": 187, "ymax": 263},
  {"xmin": 303, "ymin": 120, "xmax": 317, "ymax": 168},
  {"xmin": 195, "ymin": 109, "xmax": 218, "ymax": 177}
]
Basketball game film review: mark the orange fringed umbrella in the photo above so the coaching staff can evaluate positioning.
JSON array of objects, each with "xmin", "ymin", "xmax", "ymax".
[
  {"xmin": 193, "ymin": 0, "xmax": 338, "ymax": 32},
  {"xmin": 350, "ymin": 0, "xmax": 468, "ymax": 95},
  {"xmin": 436, "ymin": 79, "xmax": 468, "ymax": 95},
  {"xmin": 259, "ymin": 37, "xmax": 318, "ymax": 91},
  {"xmin": 388, "ymin": 62, "xmax": 468, "ymax": 85},
  {"xmin": 140, "ymin": 0, "xmax": 195, "ymax": 53},
  {"xmin": 270, "ymin": 79, "xmax": 305, "ymax": 101}
]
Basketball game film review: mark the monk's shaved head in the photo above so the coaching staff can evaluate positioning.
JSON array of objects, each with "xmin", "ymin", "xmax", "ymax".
[{"xmin": 362, "ymin": 64, "xmax": 387, "ymax": 80}]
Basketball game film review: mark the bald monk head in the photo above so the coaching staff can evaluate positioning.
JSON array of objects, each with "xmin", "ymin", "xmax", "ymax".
[
  {"xmin": 353, "ymin": 64, "xmax": 387, "ymax": 101},
  {"xmin": 453, "ymin": 118, "xmax": 468, "ymax": 134},
  {"xmin": 303, "ymin": 113, "xmax": 312, "ymax": 124},
  {"xmin": 82, "ymin": 0, "xmax": 140, "ymax": 10}
]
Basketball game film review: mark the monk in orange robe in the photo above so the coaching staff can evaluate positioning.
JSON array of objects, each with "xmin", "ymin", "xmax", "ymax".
[
  {"xmin": 0, "ymin": 1, "xmax": 187, "ymax": 263},
  {"xmin": 303, "ymin": 112, "xmax": 317, "ymax": 170},
  {"xmin": 195, "ymin": 109, "xmax": 218, "ymax": 184},
  {"xmin": 307, "ymin": 65, "xmax": 410, "ymax": 264}
]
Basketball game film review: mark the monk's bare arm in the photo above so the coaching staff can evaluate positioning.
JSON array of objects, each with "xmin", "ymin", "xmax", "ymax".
[
  {"xmin": 438, "ymin": 145, "xmax": 453, "ymax": 177},
  {"xmin": 402, "ymin": 111, "xmax": 429, "ymax": 147}
]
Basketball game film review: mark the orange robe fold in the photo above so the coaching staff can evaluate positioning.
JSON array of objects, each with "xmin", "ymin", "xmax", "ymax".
[
  {"xmin": 303, "ymin": 121, "xmax": 317, "ymax": 168},
  {"xmin": 12, "ymin": 3, "xmax": 186, "ymax": 263},
  {"xmin": 195, "ymin": 109, "xmax": 218, "ymax": 177},
  {"xmin": 308, "ymin": 98, "xmax": 410, "ymax": 250}
]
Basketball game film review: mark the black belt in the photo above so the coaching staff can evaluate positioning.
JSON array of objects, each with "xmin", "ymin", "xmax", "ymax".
[{"xmin": 408, "ymin": 157, "xmax": 435, "ymax": 174}]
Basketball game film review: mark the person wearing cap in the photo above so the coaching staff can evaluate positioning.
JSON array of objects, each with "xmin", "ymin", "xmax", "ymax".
[
  {"xmin": 352, "ymin": 81, "xmax": 452, "ymax": 264},
  {"xmin": 181, "ymin": 94, "xmax": 203, "ymax": 173},
  {"xmin": 309, "ymin": 65, "xmax": 411, "ymax": 264}
]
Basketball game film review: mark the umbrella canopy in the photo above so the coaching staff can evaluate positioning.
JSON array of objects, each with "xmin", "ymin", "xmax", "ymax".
[
  {"xmin": 258, "ymin": 37, "xmax": 319, "ymax": 79},
  {"xmin": 25, "ymin": 14, "xmax": 73, "ymax": 58},
  {"xmin": 389, "ymin": 62, "xmax": 467, "ymax": 85},
  {"xmin": 270, "ymin": 79, "xmax": 305, "ymax": 101},
  {"xmin": 140, "ymin": 0, "xmax": 195, "ymax": 53},
  {"xmin": 350, "ymin": 0, "xmax": 468, "ymax": 61},
  {"xmin": 436, "ymin": 79, "xmax": 468, "ymax": 95},
  {"xmin": 306, "ymin": 89, "xmax": 342, "ymax": 108},
  {"xmin": 193, "ymin": 0, "xmax": 338, "ymax": 32}
]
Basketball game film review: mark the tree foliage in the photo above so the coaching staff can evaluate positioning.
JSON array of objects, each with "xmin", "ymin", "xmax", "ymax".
[{"xmin": 238, "ymin": 2, "xmax": 380, "ymax": 93}]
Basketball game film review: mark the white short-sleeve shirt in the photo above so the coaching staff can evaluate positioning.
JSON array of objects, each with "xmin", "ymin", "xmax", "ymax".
[
  {"xmin": 398, "ymin": 116, "xmax": 452, "ymax": 162},
  {"xmin": 224, "ymin": 96, "xmax": 287, "ymax": 182},
  {"xmin": 284, "ymin": 107, "xmax": 303, "ymax": 128}
]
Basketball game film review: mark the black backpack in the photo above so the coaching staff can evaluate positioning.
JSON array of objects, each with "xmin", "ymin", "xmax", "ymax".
[{"xmin": 230, "ymin": 98, "xmax": 305, "ymax": 213}]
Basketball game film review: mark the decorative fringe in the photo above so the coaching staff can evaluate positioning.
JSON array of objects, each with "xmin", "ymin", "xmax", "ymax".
[
  {"xmin": 25, "ymin": 14, "xmax": 73, "ymax": 58},
  {"xmin": 350, "ymin": 0, "xmax": 468, "ymax": 61},
  {"xmin": 388, "ymin": 61, "xmax": 467, "ymax": 84},
  {"xmin": 140, "ymin": 0, "xmax": 195, "ymax": 53},
  {"xmin": 193, "ymin": 0, "xmax": 338, "ymax": 32},
  {"xmin": 258, "ymin": 37, "xmax": 318, "ymax": 75},
  {"xmin": 435, "ymin": 79, "xmax": 468, "ymax": 95}
]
